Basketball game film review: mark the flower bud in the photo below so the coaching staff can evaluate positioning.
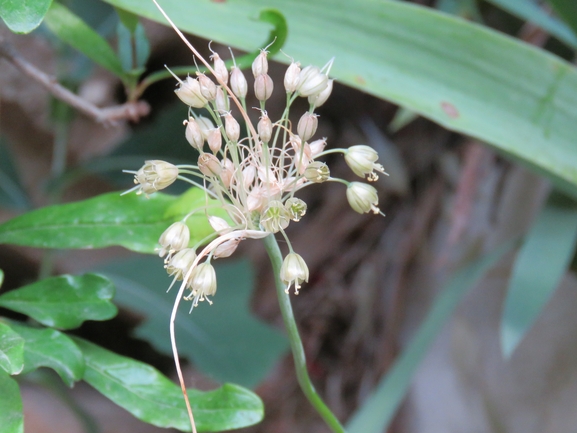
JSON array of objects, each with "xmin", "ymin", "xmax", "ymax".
[
  {"xmin": 285, "ymin": 197, "xmax": 307, "ymax": 221},
  {"xmin": 166, "ymin": 248, "xmax": 197, "ymax": 280},
  {"xmin": 247, "ymin": 185, "xmax": 266, "ymax": 211},
  {"xmin": 134, "ymin": 160, "xmax": 179, "ymax": 195},
  {"xmin": 212, "ymin": 53, "xmax": 228, "ymax": 85},
  {"xmin": 208, "ymin": 216, "xmax": 232, "ymax": 234},
  {"xmin": 185, "ymin": 118, "xmax": 204, "ymax": 150},
  {"xmin": 242, "ymin": 166, "xmax": 256, "ymax": 190},
  {"xmin": 280, "ymin": 252, "xmax": 309, "ymax": 294},
  {"xmin": 284, "ymin": 61, "xmax": 301, "ymax": 93},
  {"xmin": 296, "ymin": 66, "xmax": 328, "ymax": 97},
  {"xmin": 207, "ymin": 128, "xmax": 222, "ymax": 154},
  {"xmin": 213, "ymin": 238, "xmax": 240, "ymax": 258},
  {"xmin": 175, "ymin": 77, "xmax": 208, "ymax": 108},
  {"xmin": 221, "ymin": 158, "xmax": 234, "ymax": 188},
  {"xmin": 260, "ymin": 200, "xmax": 290, "ymax": 233},
  {"xmin": 303, "ymin": 161, "xmax": 330, "ymax": 183},
  {"xmin": 309, "ymin": 138, "xmax": 327, "ymax": 157},
  {"xmin": 297, "ymin": 112, "xmax": 318, "ymax": 142},
  {"xmin": 308, "ymin": 79, "xmax": 333, "ymax": 107},
  {"xmin": 252, "ymin": 50, "xmax": 268, "ymax": 77},
  {"xmin": 198, "ymin": 153, "xmax": 223, "ymax": 177},
  {"xmin": 254, "ymin": 74, "xmax": 274, "ymax": 101},
  {"xmin": 196, "ymin": 116, "xmax": 214, "ymax": 139},
  {"xmin": 158, "ymin": 221, "xmax": 190, "ymax": 258},
  {"xmin": 197, "ymin": 73, "xmax": 217, "ymax": 101},
  {"xmin": 345, "ymin": 145, "xmax": 387, "ymax": 181},
  {"xmin": 215, "ymin": 86, "xmax": 228, "ymax": 112},
  {"xmin": 224, "ymin": 113, "xmax": 240, "ymax": 143},
  {"xmin": 186, "ymin": 262, "xmax": 217, "ymax": 305},
  {"xmin": 258, "ymin": 113, "xmax": 273, "ymax": 143},
  {"xmin": 230, "ymin": 67, "xmax": 248, "ymax": 99},
  {"xmin": 346, "ymin": 182, "xmax": 380, "ymax": 214}
]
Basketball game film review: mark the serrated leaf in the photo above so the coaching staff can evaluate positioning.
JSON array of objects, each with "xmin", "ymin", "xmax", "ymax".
[
  {"xmin": 0, "ymin": 322, "xmax": 24, "ymax": 375},
  {"xmin": 0, "ymin": 0, "xmax": 52, "ymax": 33},
  {"xmin": 500, "ymin": 192, "xmax": 577, "ymax": 357},
  {"xmin": 98, "ymin": 257, "xmax": 287, "ymax": 388},
  {"xmin": 346, "ymin": 241, "xmax": 515, "ymax": 433},
  {"xmin": 0, "ymin": 188, "xmax": 220, "ymax": 254},
  {"xmin": 0, "ymin": 274, "xmax": 117, "ymax": 329},
  {"xmin": 73, "ymin": 337, "xmax": 263, "ymax": 432},
  {"xmin": 0, "ymin": 371, "xmax": 23, "ymax": 433},
  {"xmin": 8, "ymin": 322, "xmax": 84, "ymax": 387},
  {"xmin": 43, "ymin": 2, "xmax": 125, "ymax": 78}
]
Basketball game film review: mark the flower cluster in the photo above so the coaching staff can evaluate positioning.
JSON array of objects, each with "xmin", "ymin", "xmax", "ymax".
[{"xmin": 125, "ymin": 47, "xmax": 387, "ymax": 307}]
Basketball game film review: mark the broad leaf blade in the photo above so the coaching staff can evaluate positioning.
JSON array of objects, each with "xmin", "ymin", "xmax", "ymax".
[
  {"xmin": 0, "ymin": 138, "xmax": 30, "ymax": 210},
  {"xmin": 0, "ymin": 372, "xmax": 23, "ymax": 433},
  {"xmin": 500, "ymin": 192, "xmax": 577, "ymax": 357},
  {"xmin": 0, "ymin": 322, "xmax": 24, "ymax": 375},
  {"xmin": 0, "ymin": 188, "xmax": 218, "ymax": 254},
  {"xmin": 547, "ymin": 0, "xmax": 577, "ymax": 38},
  {"xmin": 0, "ymin": 0, "xmax": 52, "ymax": 33},
  {"xmin": 346, "ymin": 241, "xmax": 515, "ymax": 433},
  {"xmin": 8, "ymin": 322, "xmax": 84, "ymax": 386},
  {"xmin": 74, "ymin": 337, "xmax": 264, "ymax": 432},
  {"xmin": 0, "ymin": 274, "xmax": 117, "ymax": 329},
  {"xmin": 99, "ymin": 258, "xmax": 287, "ymax": 387}
]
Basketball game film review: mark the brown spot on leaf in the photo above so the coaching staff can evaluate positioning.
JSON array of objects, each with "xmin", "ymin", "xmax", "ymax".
[{"xmin": 441, "ymin": 101, "xmax": 459, "ymax": 119}]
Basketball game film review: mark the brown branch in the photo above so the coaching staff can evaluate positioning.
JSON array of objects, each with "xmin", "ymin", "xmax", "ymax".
[{"xmin": 0, "ymin": 38, "xmax": 150, "ymax": 125}]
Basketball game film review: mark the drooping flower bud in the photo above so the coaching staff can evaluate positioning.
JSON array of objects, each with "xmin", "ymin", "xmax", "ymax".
[
  {"xmin": 185, "ymin": 118, "xmax": 204, "ymax": 150},
  {"xmin": 297, "ymin": 112, "xmax": 318, "ymax": 142},
  {"xmin": 303, "ymin": 161, "xmax": 330, "ymax": 183},
  {"xmin": 196, "ymin": 116, "xmax": 214, "ymax": 140},
  {"xmin": 224, "ymin": 113, "xmax": 240, "ymax": 143},
  {"xmin": 260, "ymin": 200, "xmax": 290, "ymax": 233},
  {"xmin": 215, "ymin": 86, "xmax": 228, "ymax": 112},
  {"xmin": 257, "ymin": 113, "xmax": 273, "ymax": 143},
  {"xmin": 186, "ymin": 262, "xmax": 217, "ymax": 305},
  {"xmin": 221, "ymin": 158, "xmax": 234, "ymax": 188},
  {"xmin": 212, "ymin": 52, "xmax": 228, "ymax": 85},
  {"xmin": 254, "ymin": 74, "xmax": 274, "ymax": 101},
  {"xmin": 197, "ymin": 73, "xmax": 217, "ymax": 101},
  {"xmin": 198, "ymin": 153, "xmax": 223, "ymax": 177},
  {"xmin": 175, "ymin": 77, "xmax": 208, "ymax": 108},
  {"xmin": 134, "ymin": 160, "xmax": 179, "ymax": 195},
  {"xmin": 309, "ymin": 138, "xmax": 327, "ymax": 157},
  {"xmin": 158, "ymin": 221, "xmax": 190, "ymax": 258},
  {"xmin": 230, "ymin": 67, "xmax": 248, "ymax": 99},
  {"xmin": 207, "ymin": 128, "xmax": 222, "ymax": 154},
  {"xmin": 208, "ymin": 216, "xmax": 232, "ymax": 234},
  {"xmin": 345, "ymin": 145, "xmax": 387, "ymax": 181},
  {"xmin": 284, "ymin": 61, "xmax": 301, "ymax": 93},
  {"xmin": 346, "ymin": 182, "xmax": 380, "ymax": 214},
  {"xmin": 242, "ymin": 166, "xmax": 256, "ymax": 190},
  {"xmin": 166, "ymin": 248, "xmax": 197, "ymax": 280},
  {"xmin": 252, "ymin": 50, "xmax": 269, "ymax": 77},
  {"xmin": 308, "ymin": 79, "xmax": 333, "ymax": 107},
  {"xmin": 213, "ymin": 238, "xmax": 240, "ymax": 258},
  {"xmin": 285, "ymin": 197, "xmax": 307, "ymax": 221},
  {"xmin": 280, "ymin": 252, "xmax": 309, "ymax": 294},
  {"xmin": 296, "ymin": 66, "xmax": 328, "ymax": 97}
]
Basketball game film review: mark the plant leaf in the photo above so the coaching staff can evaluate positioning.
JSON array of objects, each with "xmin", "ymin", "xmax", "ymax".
[
  {"xmin": 73, "ymin": 337, "xmax": 264, "ymax": 432},
  {"xmin": 0, "ymin": 274, "xmax": 117, "ymax": 329},
  {"xmin": 0, "ymin": 371, "xmax": 23, "ymax": 433},
  {"xmin": 0, "ymin": 188, "xmax": 220, "ymax": 254},
  {"xmin": 0, "ymin": 138, "xmax": 30, "ymax": 210},
  {"xmin": 346, "ymin": 241, "xmax": 515, "ymax": 433},
  {"xmin": 500, "ymin": 192, "xmax": 577, "ymax": 357},
  {"xmin": 98, "ymin": 257, "xmax": 288, "ymax": 388},
  {"xmin": 43, "ymin": 2, "xmax": 125, "ymax": 78},
  {"xmin": 8, "ymin": 322, "xmax": 85, "ymax": 387},
  {"xmin": 0, "ymin": 322, "xmax": 24, "ymax": 375},
  {"xmin": 102, "ymin": 0, "xmax": 577, "ymax": 195},
  {"xmin": 0, "ymin": 0, "xmax": 52, "ymax": 33},
  {"xmin": 547, "ymin": 0, "xmax": 577, "ymax": 38}
]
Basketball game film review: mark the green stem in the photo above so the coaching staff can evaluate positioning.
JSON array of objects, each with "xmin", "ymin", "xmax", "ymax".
[{"xmin": 263, "ymin": 234, "xmax": 346, "ymax": 433}]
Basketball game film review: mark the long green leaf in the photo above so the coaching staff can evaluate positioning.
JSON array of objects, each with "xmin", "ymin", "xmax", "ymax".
[
  {"xmin": 104, "ymin": 0, "xmax": 577, "ymax": 195},
  {"xmin": 500, "ymin": 192, "xmax": 577, "ymax": 357},
  {"xmin": 0, "ymin": 188, "xmax": 219, "ymax": 254},
  {"xmin": 346, "ymin": 241, "xmax": 514, "ymax": 433},
  {"xmin": 0, "ymin": 322, "xmax": 24, "ymax": 375},
  {"xmin": 0, "ymin": 0, "xmax": 52, "ymax": 33},
  {"xmin": 73, "ymin": 337, "xmax": 264, "ymax": 432},
  {"xmin": 547, "ymin": 0, "xmax": 577, "ymax": 38},
  {"xmin": 43, "ymin": 2, "xmax": 125, "ymax": 78},
  {"xmin": 8, "ymin": 322, "xmax": 85, "ymax": 387},
  {"xmin": 0, "ymin": 274, "xmax": 117, "ymax": 329},
  {"xmin": 0, "ymin": 371, "xmax": 23, "ymax": 433}
]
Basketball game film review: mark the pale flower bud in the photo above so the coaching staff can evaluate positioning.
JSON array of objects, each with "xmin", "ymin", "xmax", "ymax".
[
  {"xmin": 260, "ymin": 200, "xmax": 290, "ymax": 233},
  {"xmin": 254, "ymin": 74, "xmax": 274, "ymax": 101},
  {"xmin": 198, "ymin": 153, "xmax": 222, "ymax": 177},
  {"xmin": 346, "ymin": 182, "xmax": 380, "ymax": 214},
  {"xmin": 242, "ymin": 166, "xmax": 256, "ymax": 190},
  {"xmin": 213, "ymin": 238, "xmax": 240, "ymax": 258},
  {"xmin": 285, "ymin": 197, "xmax": 307, "ymax": 221},
  {"xmin": 221, "ymin": 158, "xmax": 234, "ymax": 188},
  {"xmin": 175, "ymin": 76, "xmax": 208, "ymax": 108},
  {"xmin": 186, "ymin": 262, "xmax": 217, "ymax": 305},
  {"xmin": 224, "ymin": 113, "xmax": 240, "ymax": 143},
  {"xmin": 345, "ymin": 145, "xmax": 387, "ymax": 181},
  {"xmin": 296, "ymin": 66, "xmax": 328, "ymax": 97},
  {"xmin": 247, "ymin": 185, "xmax": 266, "ymax": 211},
  {"xmin": 284, "ymin": 61, "xmax": 301, "ymax": 93},
  {"xmin": 303, "ymin": 161, "xmax": 330, "ymax": 183},
  {"xmin": 309, "ymin": 138, "xmax": 327, "ymax": 157},
  {"xmin": 166, "ymin": 248, "xmax": 197, "ymax": 280},
  {"xmin": 230, "ymin": 67, "xmax": 248, "ymax": 98},
  {"xmin": 158, "ymin": 221, "xmax": 190, "ymax": 258},
  {"xmin": 134, "ymin": 160, "xmax": 179, "ymax": 195},
  {"xmin": 208, "ymin": 216, "xmax": 232, "ymax": 234},
  {"xmin": 197, "ymin": 73, "xmax": 216, "ymax": 101},
  {"xmin": 257, "ymin": 113, "xmax": 273, "ymax": 143},
  {"xmin": 252, "ymin": 50, "xmax": 269, "ymax": 77},
  {"xmin": 185, "ymin": 118, "xmax": 204, "ymax": 150},
  {"xmin": 196, "ymin": 116, "xmax": 214, "ymax": 139},
  {"xmin": 212, "ymin": 53, "xmax": 228, "ymax": 85},
  {"xmin": 207, "ymin": 128, "xmax": 222, "ymax": 154},
  {"xmin": 215, "ymin": 86, "xmax": 228, "ymax": 112},
  {"xmin": 297, "ymin": 112, "xmax": 318, "ymax": 142},
  {"xmin": 308, "ymin": 79, "xmax": 333, "ymax": 107},
  {"xmin": 280, "ymin": 252, "xmax": 309, "ymax": 294}
]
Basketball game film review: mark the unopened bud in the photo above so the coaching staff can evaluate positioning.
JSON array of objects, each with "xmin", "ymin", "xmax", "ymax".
[
  {"xmin": 215, "ymin": 87, "xmax": 228, "ymax": 112},
  {"xmin": 224, "ymin": 113, "xmax": 240, "ymax": 142},
  {"xmin": 258, "ymin": 113, "xmax": 273, "ymax": 143},
  {"xmin": 261, "ymin": 200, "xmax": 290, "ymax": 233},
  {"xmin": 296, "ymin": 66, "xmax": 328, "ymax": 97},
  {"xmin": 252, "ymin": 50, "xmax": 268, "ymax": 77},
  {"xmin": 207, "ymin": 128, "xmax": 222, "ymax": 154},
  {"xmin": 243, "ymin": 166, "xmax": 256, "ymax": 190},
  {"xmin": 185, "ymin": 118, "xmax": 204, "ymax": 150},
  {"xmin": 297, "ymin": 112, "xmax": 318, "ymax": 142},
  {"xmin": 212, "ymin": 53, "xmax": 228, "ymax": 85},
  {"xmin": 158, "ymin": 221, "xmax": 190, "ymax": 258},
  {"xmin": 208, "ymin": 216, "xmax": 232, "ymax": 234},
  {"xmin": 304, "ymin": 161, "xmax": 330, "ymax": 183},
  {"xmin": 221, "ymin": 158, "xmax": 234, "ymax": 188},
  {"xmin": 198, "ymin": 153, "xmax": 223, "ymax": 177},
  {"xmin": 175, "ymin": 77, "xmax": 208, "ymax": 108},
  {"xmin": 254, "ymin": 74, "xmax": 274, "ymax": 101},
  {"xmin": 308, "ymin": 79, "xmax": 333, "ymax": 107},
  {"xmin": 284, "ymin": 61, "xmax": 301, "ymax": 93},
  {"xmin": 346, "ymin": 182, "xmax": 380, "ymax": 214},
  {"xmin": 213, "ymin": 238, "xmax": 240, "ymax": 258},
  {"xmin": 196, "ymin": 116, "xmax": 214, "ymax": 139},
  {"xmin": 197, "ymin": 73, "xmax": 217, "ymax": 101},
  {"xmin": 309, "ymin": 138, "xmax": 327, "ymax": 157},
  {"xmin": 285, "ymin": 197, "xmax": 307, "ymax": 221},
  {"xmin": 135, "ymin": 160, "xmax": 179, "ymax": 195},
  {"xmin": 230, "ymin": 67, "xmax": 248, "ymax": 98}
]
